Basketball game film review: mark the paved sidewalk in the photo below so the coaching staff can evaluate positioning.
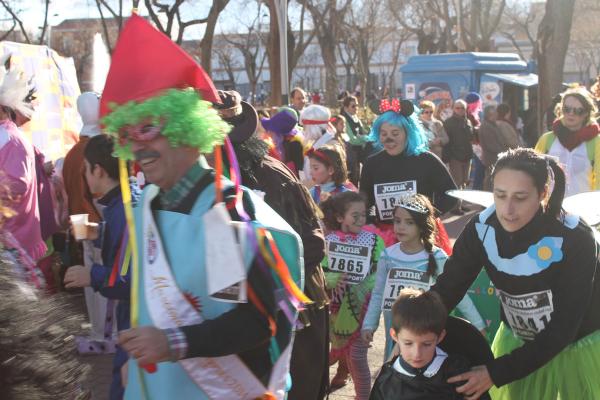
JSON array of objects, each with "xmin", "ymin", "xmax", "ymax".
[{"xmin": 328, "ymin": 317, "xmax": 386, "ymax": 399}]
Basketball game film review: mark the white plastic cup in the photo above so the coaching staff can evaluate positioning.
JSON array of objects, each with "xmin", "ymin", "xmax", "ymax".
[{"xmin": 70, "ymin": 213, "xmax": 89, "ymax": 240}]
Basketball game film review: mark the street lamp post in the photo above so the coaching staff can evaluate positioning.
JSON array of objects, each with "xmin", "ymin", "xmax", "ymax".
[{"xmin": 273, "ymin": 0, "xmax": 288, "ymax": 106}]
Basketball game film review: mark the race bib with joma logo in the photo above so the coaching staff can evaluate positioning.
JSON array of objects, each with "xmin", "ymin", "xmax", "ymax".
[
  {"xmin": 326, "ymin": 240, "xmax": 372, "ymax": 284},
  {"xmin": 374, "ymin": 181, "xmax": 417, "ymax": 220},
  {"xmin": 497, "ymin": 289, "xmax": 554, "ymax": 340},
  {"xmin": 382, "ymin": 266, "xmax": 432, "ymax": 310}
]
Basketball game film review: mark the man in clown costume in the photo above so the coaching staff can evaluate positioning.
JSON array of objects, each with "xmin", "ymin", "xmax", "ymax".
[{"xmin": 100, "ymin": 14, "xmax": 306, "ymax": 399}]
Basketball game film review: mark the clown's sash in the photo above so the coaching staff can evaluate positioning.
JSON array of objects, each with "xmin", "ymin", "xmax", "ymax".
[{"xmin": 141, "ymin": 185, "xmax": 290, "ymax": 399}]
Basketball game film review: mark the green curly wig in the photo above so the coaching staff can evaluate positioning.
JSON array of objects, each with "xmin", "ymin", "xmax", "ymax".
[{"xmin": 101, "ymin": 88, "xmax": 231, "ymax": 160}]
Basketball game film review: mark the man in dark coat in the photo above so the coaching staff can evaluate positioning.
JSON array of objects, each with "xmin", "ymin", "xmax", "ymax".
[
  {"xmin": 215, "ymin": 91, "xmax": 330, "ymax": 400},
  {"xmin": 443, "ymin": 99, "xmax": 473, "ymax": 214}
]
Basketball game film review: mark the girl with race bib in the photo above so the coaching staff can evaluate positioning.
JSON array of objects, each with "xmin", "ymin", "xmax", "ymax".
[
  {"xmin": 308, "ymin": 145, "xmax": 357, "ymax": 205},
  {"xmin": 321, "ymin": 191, "xmax": 385, "ymax": 399},
  {"xmin": 431, "ymin": 148, "xmax": 600, "ymax": 400},
  {"xmin": 361, "ymin": 194, "xmax": 485, "ymax": 360}
]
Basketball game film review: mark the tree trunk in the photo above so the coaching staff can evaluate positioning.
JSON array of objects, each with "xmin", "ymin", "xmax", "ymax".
[
  {"xmin": 536, "ymin": 0, "xmax": 576, "ymax": 136},
  {"xmin": 318, "ymin": 33, "xmax": 338, "ymax": 106},
  {"xmin": 250, "ymin": 79, "xmax": 258, "ymax": 103},
  {"xmin": 360, "ymin": 39, "xmax": 370, "ymax": 101},
  {"xmin": 200, "ymin": 0, "xmax": 230, "ymax": 76},
  {"xmin": 287, "ymin": 22, "xmax": 296, "ymax": 79},
  {"xmin": 469, "ymin": 0, "xmax": 479, "ymax": 51},
  {"xmin": 345, "ymin": 64, "xmax": 352, "ymax": 91},
  {"xmin": 266, "ymin": 0, "xmax": 282, "ymax": 106}
]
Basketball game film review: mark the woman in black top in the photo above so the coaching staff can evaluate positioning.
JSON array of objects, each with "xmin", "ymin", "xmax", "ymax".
[
  {"xmin": 359, "ymin": 99, "xmax": 457, "ymax": 250},
  {"xmin": 431, "ymin": 148, "xmax": 600, "ymax": 399}
]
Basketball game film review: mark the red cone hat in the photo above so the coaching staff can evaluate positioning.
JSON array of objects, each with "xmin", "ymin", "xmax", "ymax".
[{"xmin": 100, "ymin": 13, "xmax": 219, "ymax": 117}]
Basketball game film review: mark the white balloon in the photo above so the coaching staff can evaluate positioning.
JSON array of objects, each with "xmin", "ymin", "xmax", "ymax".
[
  {"xmin": 563, "ymin": 191, "xmax": 600, "ymax": 226},
  {"xmin": 445, "ymin": 190, "xmax": 494, "ymax": 208}
]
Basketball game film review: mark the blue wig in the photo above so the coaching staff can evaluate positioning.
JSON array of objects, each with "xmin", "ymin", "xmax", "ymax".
[{"xmin": 367, "ymin": 110, "xmax": 429, "ymax": 156}]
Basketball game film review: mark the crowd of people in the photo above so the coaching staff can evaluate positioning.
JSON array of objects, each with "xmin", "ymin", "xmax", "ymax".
[{"xmin": 2, "ymin": 13, "xmax": 600, "ymax": 400}]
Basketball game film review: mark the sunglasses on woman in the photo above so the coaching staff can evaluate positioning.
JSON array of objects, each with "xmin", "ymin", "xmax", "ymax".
[{"xmin": 562, "ymin": 105, "xmax": 586, "ymax": 116}]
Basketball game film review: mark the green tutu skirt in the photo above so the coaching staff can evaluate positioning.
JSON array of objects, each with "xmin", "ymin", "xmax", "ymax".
[{"xmin": 490, "ymin": 322, "xmax": 600, "ymax": 400}]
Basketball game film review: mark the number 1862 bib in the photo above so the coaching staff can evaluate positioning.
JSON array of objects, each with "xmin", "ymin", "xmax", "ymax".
[
  {"xmin": 382, "ymin": 267, "xmax": 433, "ymax": 310},
  {"xmin": 326, "ymin": 240, "xmax": 372, "ymax": 284}
]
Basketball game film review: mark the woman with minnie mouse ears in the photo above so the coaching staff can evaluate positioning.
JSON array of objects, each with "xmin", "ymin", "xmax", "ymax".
[{"xmin": 359, "ymin": 98, "xmax": 457, "ymax": 252}]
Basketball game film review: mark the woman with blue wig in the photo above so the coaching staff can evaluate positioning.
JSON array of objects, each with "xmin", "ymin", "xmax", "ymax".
[{"xmin": 359, "ymin": 99, "xmax": 457, "ymax": 250}]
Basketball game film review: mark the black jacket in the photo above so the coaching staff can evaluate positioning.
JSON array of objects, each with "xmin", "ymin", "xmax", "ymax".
[
  {"xmin": 432, "ymin": 208, "xmax": 600, "ymax": 387},
  {"xmin": 443, "ymin": 115, "xmax": 474, "ymax": 162},
  {"xmin": 359, "ymin": 150, "xmax": 458, "ymax": 220},
  {"xmin": 370, "ymin": 354, "xmax": 490, "ymax": 400}
]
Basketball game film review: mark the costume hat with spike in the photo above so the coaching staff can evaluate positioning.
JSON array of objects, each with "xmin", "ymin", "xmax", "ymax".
[
  {"xmin": 100, "ymin": 14, "xmax": 230, "ymax": 160},
  {"xmin": 0, "ymin": 53, "xmax": 35, "ymax": 120}
]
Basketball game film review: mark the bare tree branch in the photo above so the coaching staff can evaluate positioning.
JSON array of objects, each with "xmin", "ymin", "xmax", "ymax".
[
  {"xmin": 501, "ymin": 1, "xmax": 539, "ymax": 60},
  {"xmin": 343, "ymin": 0, "xmax": 390, "ymax": 97},
  {"xmin": 500, "ymin": 32, "xmax": 526, "ymax": 60},
  {"xmin": 297, "ymin": 0, "xmax": 352, "ymax": 104},
  {"xmin": 0, "ymin": 21, "xmax": 16, "ymax": 41},
  {"xmin": 98, "ymin": 0, "xmax": 121, "ymax": 19},
  {"xmin": 0, "ymin": 0, "xmax": 30, "ymax": 43},
  {"xmin": 222, "ymin": 4, "xmax": 268, "ymax": 100},
  {"xmin": 214, "ymin": 42, "xmax": 240, "ymax": 89},
  {"xmin": 288, "ymin": 0, "xmax": 317, "ymax": 78},
  {"xmin": 388, "ymin": 0, "xmax": 453, "ymax": 54},
  {"xmin": 96, "ymin": 0, "xmax": 114, "ymax": 54},
  {"xmin": 37, "ymin": 0, "xmax": 50, "ymax": 45}
]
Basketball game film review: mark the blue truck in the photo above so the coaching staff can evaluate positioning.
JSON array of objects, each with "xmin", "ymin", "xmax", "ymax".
[
  {"xmin": 400, "ymin": 52, "xmax": 539, "ymax": 144},
  {"xmin": 400, "ymin": 52, "xmax": 537, "ymax": 110}
]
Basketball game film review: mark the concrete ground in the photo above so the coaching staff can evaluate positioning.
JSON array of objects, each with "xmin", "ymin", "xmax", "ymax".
[{"xmin": 76, "ymin": 208, "xmax": 479, "ymax": 399}]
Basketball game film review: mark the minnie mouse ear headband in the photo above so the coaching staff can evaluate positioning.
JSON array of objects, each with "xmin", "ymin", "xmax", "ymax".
[{"xmin": 376, "ymin": 98, "xmax": 415, "ymax": 117}]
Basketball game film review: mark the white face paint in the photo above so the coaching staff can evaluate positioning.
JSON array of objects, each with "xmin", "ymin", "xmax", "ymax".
[
  {"xmin": 337, "ymin": 201, "xmax": 367, "ymax": 234},
  {"xmin": 380, "ymin": 122, "xmax": 406, "ymax": 156}
]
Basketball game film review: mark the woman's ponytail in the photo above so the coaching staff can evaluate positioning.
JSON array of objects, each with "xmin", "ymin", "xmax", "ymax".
[{"xmin": 545, "ymin": 157, "xmax": 566, "ymax": 219}]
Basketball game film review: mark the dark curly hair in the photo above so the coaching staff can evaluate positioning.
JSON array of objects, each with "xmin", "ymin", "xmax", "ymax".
[{"xmin": 320, "ymin": 191, "xmax": 366, "ymax": 232}]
